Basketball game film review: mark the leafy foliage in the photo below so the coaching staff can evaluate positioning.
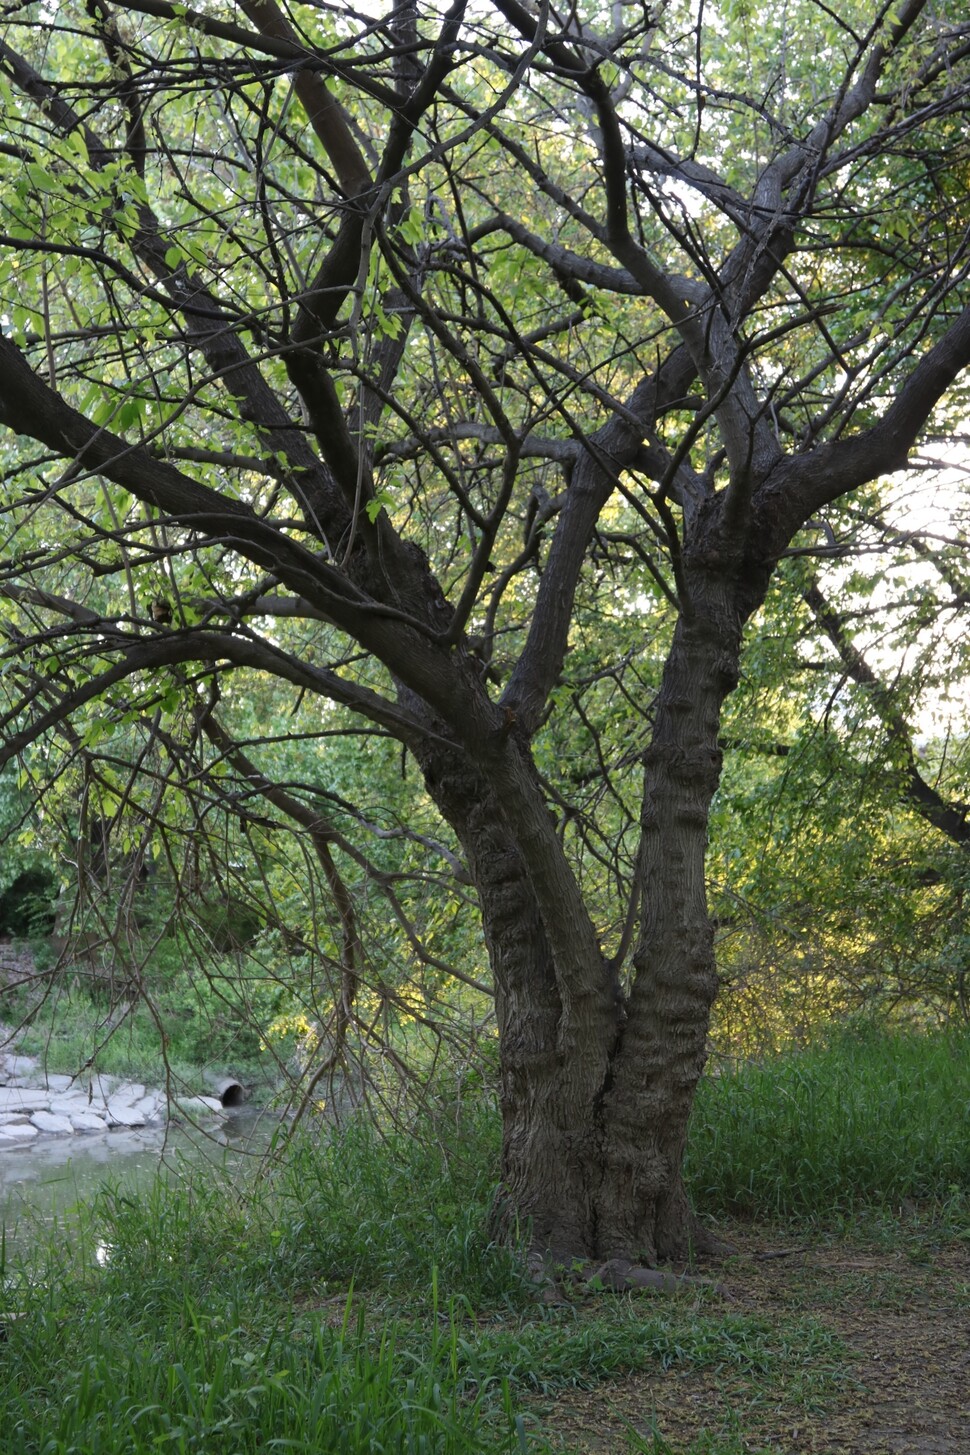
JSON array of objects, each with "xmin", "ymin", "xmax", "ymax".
[{"xmin": 1, "ymin": 0, "xmax": 969, "ymax": 1254}]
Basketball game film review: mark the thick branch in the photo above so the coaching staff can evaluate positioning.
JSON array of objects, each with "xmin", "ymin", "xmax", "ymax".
[
  {"xmin": 0, "ymin": 628, "xmax": 440, "ymax": 772},
  {"xmin": 762, "ymin": 302, "xmax": 970, "ymax": 541},
  {"xmin": 0, "ymin": 330, "xmax": 504, "ymax": 743},
  {"xmin": 503, "ymin": 352, "xmax": 699, "ymax": 733},
  {"xmin": 804, "ymin": 579, "xmax": 970, "ymax": 845},
  {"xmin": 237, "ymin": 0, "xmax": 372, "ymax": 196}
]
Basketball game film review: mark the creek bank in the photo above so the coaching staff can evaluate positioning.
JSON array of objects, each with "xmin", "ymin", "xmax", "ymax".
[{"xmin": 0, "ymin": 1048, "xmax": 237, "ymax": 1146}]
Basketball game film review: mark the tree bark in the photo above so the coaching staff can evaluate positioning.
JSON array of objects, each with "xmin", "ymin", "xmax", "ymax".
[
  {"xmin": 416, "ymin": 738, "xmax": 622, "ymax": 1254},
  {"xmin": 598, "ymin": 570, "xmax": 754, "ymax": 1261},
  {"xmin": 416, "ymin": 562, "xmax": 762, "ymax": 1264}
]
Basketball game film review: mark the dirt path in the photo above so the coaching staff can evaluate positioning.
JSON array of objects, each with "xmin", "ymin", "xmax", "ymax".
[{"xmin": 542, "ymin": 1225, "xmax": 970, "ymax": 1453}]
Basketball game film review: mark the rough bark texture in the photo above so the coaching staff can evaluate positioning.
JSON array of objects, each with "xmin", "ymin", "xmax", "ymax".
[
  {"xmin": 596, "ymin": 568, "xmax": 758, "ymax": 1261},
  {"xmin": 413, "ymin": 555, "xmax": 767, "ymax": 1263},
  {"xmin": 415, "ymin": 736, "xmax": 619, "ymax": 1254}
]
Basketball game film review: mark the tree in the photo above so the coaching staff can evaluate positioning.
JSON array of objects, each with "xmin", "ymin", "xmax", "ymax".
[{"xmin": 1, "ymin": 0, "xmax": 969, "ymax": 1262}]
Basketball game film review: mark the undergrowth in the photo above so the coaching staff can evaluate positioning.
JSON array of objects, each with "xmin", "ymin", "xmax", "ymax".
[
  {"xmin": 0, "ymin": 1115, "xmax": 536, "ymax": 1455},
  {"xmin": 6, "ymin": 968, "xmax": 266, "ymax": 1090},
  {"xmin": 688, "ymin": 1023, "xmax": 970, "ymax": 1220},
  {"xmin": 1, "ymin": 1024, "xmax": 968, "ymax": 1453}
]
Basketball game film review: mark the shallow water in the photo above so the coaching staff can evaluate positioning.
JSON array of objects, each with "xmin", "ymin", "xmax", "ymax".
[{"xmin": 0, "ymin": 1108, "xmax": 282, "ymax": 1263}]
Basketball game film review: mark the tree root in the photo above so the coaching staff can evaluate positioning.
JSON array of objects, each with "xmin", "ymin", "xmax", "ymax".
[
  {"xmin": 526, "ymin": 1252, "xmax": 731, "ymax": 1302},
  {"xmin": 579, "ymin": 1258, "xmax": 730, "ymax": 1297},
  {"xmin": 687, "ymin": 1216, "xmax": 737, "ymax": 1261}
]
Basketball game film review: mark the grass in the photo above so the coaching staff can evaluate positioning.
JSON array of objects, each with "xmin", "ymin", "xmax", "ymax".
[
  {"xmin": 688, "ymin": 1022, "xmax": 970, "ymax": 1221},
  {"xmin": 0, "ymin": 1289, "xmax": 532, "ymax": 1454},
  {"xmin": 4, "ymin": 972, "xmax": 277, "ymax": 1101},
  {"xmin": 14, "ymin": 1004, "xmax": 211, "ymax": 1091},
  {"xmin": 0, "ymin": 1138, "xmax": 536, "ymax": 1455},
  {"xmin": 267, "ymin": 1110, "xmax": 526, "ymax": 1305},
  {"xmin": 1, "ymin": 1023, "xmax": 968, "ymax": 1453},
  {"xmin": 458, "ymin": 1306, "xmax": 845, "ymax": 1396},
  {"xmin": 624, "ymin": 1431, "xmax": 776, "ymax": 1455}
]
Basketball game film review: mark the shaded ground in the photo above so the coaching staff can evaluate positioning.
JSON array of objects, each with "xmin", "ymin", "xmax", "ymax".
[{"xmin": 540, "ymin": 1224, "xmax": 970, "ymax": 1453}]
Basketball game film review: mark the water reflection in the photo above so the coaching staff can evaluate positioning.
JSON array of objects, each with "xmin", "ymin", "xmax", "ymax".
[{"xmin": 0, "ymin": 1108, "xmax": 283, "ymax": 1264}]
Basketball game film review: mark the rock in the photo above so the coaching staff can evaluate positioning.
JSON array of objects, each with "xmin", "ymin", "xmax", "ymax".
[
  {"xmin": 171, "ymin": 1095, "xmax": 224, "ymax": 1117},
  {"xmin": 30, "ymin": 1110, "xmax": 76, "ymax": 1135},
  {"xmin": 49, "ymin": 1095, "xmax": 95, "ymax": 1115},
  {"xmin": 105, "ymin": 1098, "xmax": 146, "ymax": 1128},
  {"xmin": 44, "ymin": 1073, "xmax": 75, "ymax": 1092},
  {"xmin": 69, "ymin": 1110, "xmax": 109, "ymax": 1133},
  {"xmin": 130, "ymin": 1094, "xmax": 163, "ymax": 1123},
  {"xmin": 0, "ymin": 1053, "xmax": 38, "ymax": 1078},
  {"xmin": 0, "ymin": 1088, "xmax": 52, "ymax": 1113},
  {"xmin": 0, "ymin": 1067, "xmax": 249, "ymax": 1144},
  {"xmin": 83, "ymin": 1073, "xmax": 117, "ymax": 1101},
  {"xmin": 0, "ymin": 1122, "xmax": 39, "ymax": 1141}
]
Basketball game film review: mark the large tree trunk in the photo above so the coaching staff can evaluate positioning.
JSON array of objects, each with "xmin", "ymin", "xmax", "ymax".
[
  {"xmin": 417, "ymin": 742, "xmax": 623, "ymax": 1253},
  {"xmin": 417, "ymin": 568, "xmax": 759, "ymax": 1263},
  {"xmin": 596, "ymin": 574, "xmax": 751, "ymax": 1262}
]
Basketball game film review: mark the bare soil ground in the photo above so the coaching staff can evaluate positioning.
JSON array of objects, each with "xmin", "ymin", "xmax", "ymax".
[{"xmin": 541, "ymin": 1224, "xmax": 970, "ymax": 1454}]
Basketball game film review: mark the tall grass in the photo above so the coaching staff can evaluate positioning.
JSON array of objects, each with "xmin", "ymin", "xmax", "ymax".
[
  {"xmin": 1, "ymin": 1295, "xmax": 533, "ymax": 1453},
  {"xmin": 0, "ymin": 1113, "xmax": 535, "ymax": 1455},
  {"xmin": 266, "ymin": 1107, "xmax": 524, "ymax": 1304},
  {"xmin": 688, "ymin": 1023, "xmax": 970, "ymax": 1218},
  {"xmin": 68, "ymin": 1106, "xmax": 524, "ymax": 1308},
  {"xmin": 2, "ymin": 1025, "xmax": 967, "ymax": 1453},
  {"xmin": 0, "ymin": 1103, "xmax": 847, "ymax": 1455},
  {"xmin": 0, "ymin": 1275, "xmax": 531, "ymax": 1455}
]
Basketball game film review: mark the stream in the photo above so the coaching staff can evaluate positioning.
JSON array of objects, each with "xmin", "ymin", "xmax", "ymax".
[{"xmin": 0, "ymin": 1107, "xmax": 282, "ymax": 1265}]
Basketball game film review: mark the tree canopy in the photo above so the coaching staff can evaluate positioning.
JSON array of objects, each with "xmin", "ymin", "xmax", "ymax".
[{"xmin": 1, "ymin": 0, "xmax": 969, "ymax": 1260}]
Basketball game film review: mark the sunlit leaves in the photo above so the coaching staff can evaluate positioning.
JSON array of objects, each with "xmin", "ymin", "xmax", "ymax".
[{"xmin": 0, "ymin": 0, "xmax": 968, "ymax": 1086}]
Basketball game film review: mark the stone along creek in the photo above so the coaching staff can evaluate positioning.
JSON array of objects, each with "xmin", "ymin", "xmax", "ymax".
[
  {"xmin": 0, "ymin": 1049, "xmax": 229, "ymax": 1143},
  {"xmin": 0, "ymin": 1054, "xmax": 275, "ymax": 1267}
]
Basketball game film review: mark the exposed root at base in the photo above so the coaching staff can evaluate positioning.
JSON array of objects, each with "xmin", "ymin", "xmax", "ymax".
[
  {"xmin": 686, "ymin": 1217, "xmax": 737, "ymax": 1260},
  {"xmin": 526, "ymin": 1251, "xmax": 731, "ymax": 1304},
  {"xmin": 576, "ymin": 1258, "xmax": 731, "ymax": 1297}
]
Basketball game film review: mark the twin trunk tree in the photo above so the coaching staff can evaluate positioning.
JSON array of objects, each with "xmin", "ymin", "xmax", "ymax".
[{"xmin": 1, "ymin": 1, "xmax": 969, "ymax": 1259}]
